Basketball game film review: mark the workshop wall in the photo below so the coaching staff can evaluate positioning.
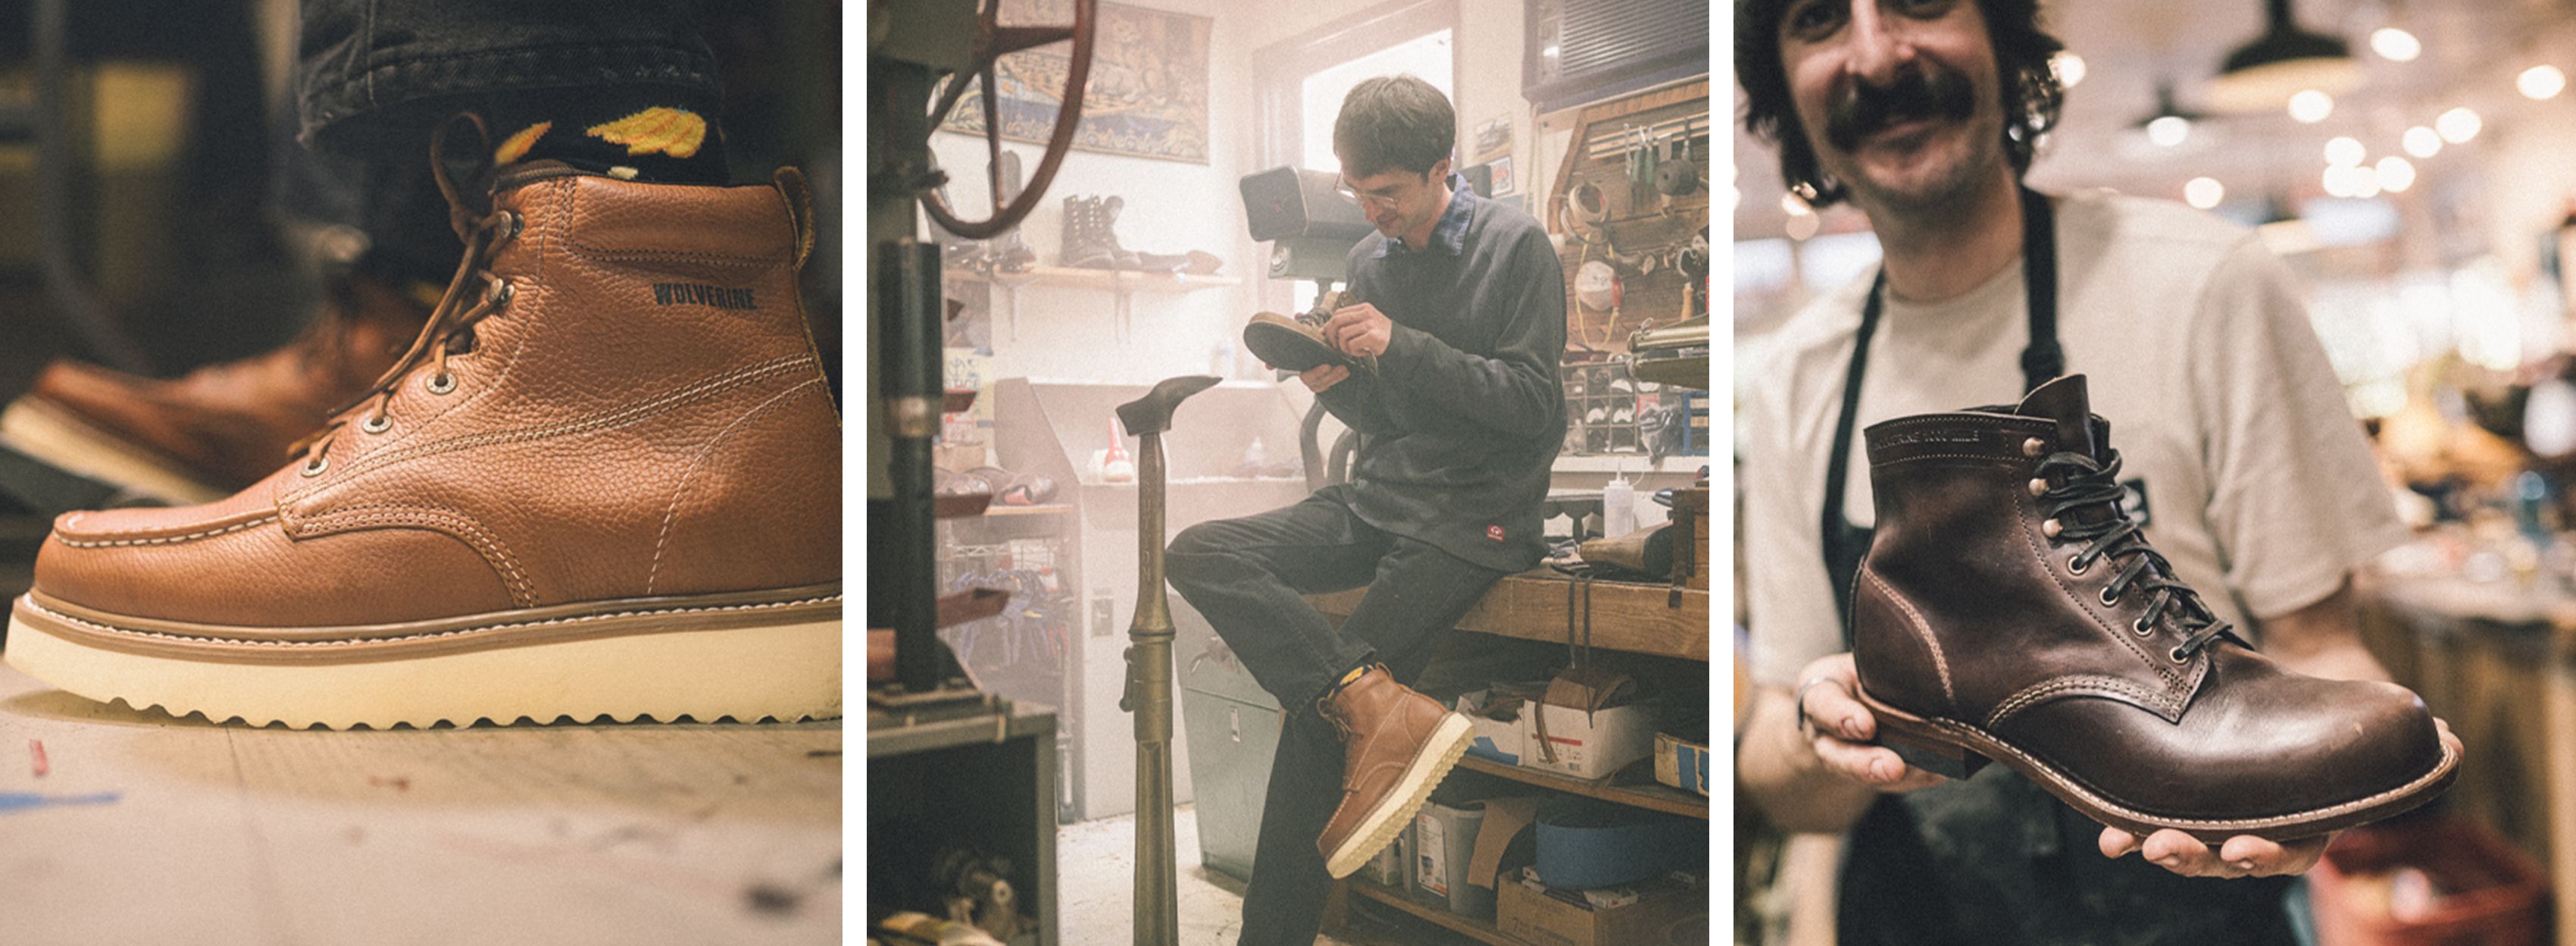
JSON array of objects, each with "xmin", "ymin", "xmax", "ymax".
[{"xmin": 926, "ymin": 0, "xmax": 1262, "ymax": 387}]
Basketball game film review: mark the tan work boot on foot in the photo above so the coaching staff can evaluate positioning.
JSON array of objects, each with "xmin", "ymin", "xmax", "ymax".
[
  {"xmin": 1315, "ymin": 664, "xmax": 1474, "ymax": 878},
  {"xmin": 0, "ymin": 277, "xmax": 431, "ymax": 505},
  {"xmin": 2, "ymin": 127, "xmax": 842, "ymax": 730}
]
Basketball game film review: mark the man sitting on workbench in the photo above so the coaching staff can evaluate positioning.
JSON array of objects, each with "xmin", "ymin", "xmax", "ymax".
[{"xmin": 1164, "ymin": 74, "xmax": 1566, "ymax": 946}]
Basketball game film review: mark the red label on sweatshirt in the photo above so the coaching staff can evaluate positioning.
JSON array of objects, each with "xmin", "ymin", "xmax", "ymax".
[{"xmin": 1487, "ymin": 525, "xmax": 1505, "ymax": 542}]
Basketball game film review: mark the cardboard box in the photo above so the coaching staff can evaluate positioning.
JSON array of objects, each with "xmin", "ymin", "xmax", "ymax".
[
  {"xmin": 1523, "ymin": 700, "xmax": 1656, "ymax": 780},
  {"xmin": 1455, "ymin": 688, "xmax": 1537, "ymax": 766},
  {"xmin": 1652, "ymin": 731, "xmax": 1712, "ymax": 797},
  {"xmin": 1412, "ymin": 800, "xmax": 1494, "ymax": 918},
  {"xmin": 1496, "ymin": 867, "xmax": 1705, "ymax": 946}
]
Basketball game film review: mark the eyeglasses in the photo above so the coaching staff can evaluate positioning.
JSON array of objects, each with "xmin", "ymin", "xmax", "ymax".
[{"xmin": 1334, "ymin": 177, "xmax": 1403, "ymax": 211}]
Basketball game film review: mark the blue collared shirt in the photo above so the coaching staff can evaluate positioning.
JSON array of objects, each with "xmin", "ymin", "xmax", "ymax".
[{"xmin": 1372, "ymin": 172, "xmax": 1476, "ymax": 258}]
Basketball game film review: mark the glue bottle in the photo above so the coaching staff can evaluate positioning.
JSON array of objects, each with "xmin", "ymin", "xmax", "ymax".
[
  {"xmin": 1102, "ymin": 418, "xmax": 1136, "ymax": 483},
  {"xmin": 1602, "ymin": 463, "xmax": 1635, "ymax": 538}
]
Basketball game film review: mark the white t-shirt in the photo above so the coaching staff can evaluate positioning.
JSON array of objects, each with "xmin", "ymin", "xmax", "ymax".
[{"xmin": 1743, "ymin": 190, "xmax": 2409, "ymax": 687}]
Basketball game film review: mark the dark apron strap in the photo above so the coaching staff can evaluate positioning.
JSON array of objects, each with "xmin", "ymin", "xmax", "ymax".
[{"xmin": 1824, "ymin": 187, "xmax": 2062, "ymax": 644}]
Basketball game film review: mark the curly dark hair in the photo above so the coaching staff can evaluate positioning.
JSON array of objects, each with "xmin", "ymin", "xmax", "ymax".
[{"xmin": 1735, "ymin": 0, "xmax": 2064, "ymax": 207}]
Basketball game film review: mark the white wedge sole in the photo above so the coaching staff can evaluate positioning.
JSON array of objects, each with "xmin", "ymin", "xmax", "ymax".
[
  {"xmin": 1322, "ymin": 712, "xmax": 1475, "ymax": 879},
  {"xmin": 5, "ymin": 591, "xmax": 841, "ymax": 729}
]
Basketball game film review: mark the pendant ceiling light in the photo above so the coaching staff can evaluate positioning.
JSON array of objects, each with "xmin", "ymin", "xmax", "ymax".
[
  {"xmin": 2132, "ymin": 80, "xmax": 2208, "ymax": 150},
  {"xmin": 2206, "ymin": 0, "xmax": 2362, "ymax": 114}
]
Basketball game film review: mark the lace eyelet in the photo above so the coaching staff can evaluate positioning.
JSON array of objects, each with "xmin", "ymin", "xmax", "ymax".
[
  {"xmin": 2042, "ymin": 518, "xmax": 2063, "ymax": 539},
  {"xmin": 505, "ymin": 210, "xmax": 524, "ymax": 240},
  {"xmin": 2099, "ymin": 584, "xmax": 2119, "ymax": 606},
  {"xmin": 2132, "ymin": 616, "xmax": 2153, "ymax": 636},
  {"xmin": 2068, "ymin": 554, "xmax": 2091, "ymax": 576},
  {"xmin": 361, "ymin": 414, "xmax": 392, "ymax": 434},
  {"xmin": 487, "ymin": 279, "xmax": 514, "ymax": 307},
  {"xmin": 2027, "ymin": 477, "xmax": 2049, "ymax": 497},
  {"xmin": 426, "ymin": 372, "xmax": 458, "ymax": 395},
  {"xmin": 2169, "ymin": 646, "xmax": 2190, "ymax": 663},
  {"xmin": 301, "ymin": 456, "xmax": 328, "ymax": 478},
  {"xmin": 2022, "ymin": 437, "xmax": 2046, "ymax": 457}
]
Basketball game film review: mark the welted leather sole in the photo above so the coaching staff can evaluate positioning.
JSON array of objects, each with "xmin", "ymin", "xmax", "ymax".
[
  {"xmin": 1321, "ymin": 712, "xmax": 1474, "ymax": 879},
  {"xmin": 1855, "ymin": 685, "xmax": 2461, "ymax": 843},
  {"xmin": 4, "ymin": 588, "xmax": 841, "ymax": 730},
  {"xmin": 0, "ymin": 397, "xmax": 230, "ymax": 506},
  {"xmin": 1243, "ymin": 315, "xmax": 1347, "ymax": 374}
]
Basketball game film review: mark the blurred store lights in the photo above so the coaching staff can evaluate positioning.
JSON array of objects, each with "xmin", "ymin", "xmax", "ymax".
[
  {"xmin": 2402, "ymin": 125, "xmax": 2443, "ymax": 158},
  {"xmin": 2325, "ymin": 136, "xmax": 2365, "ymax": 167},
  {"xmin": 2437, "ymin": 107, "xmax": 2482, "ymax": 143},
  {"xmin": 2376, "ymin": 155, "xmax": 2416, "ymax": 193},
  {"xmin": 2147, "ymin": 114, "xmax": 2193, "ymax": 148},
  {"xmin": 2052, "ymin": 51, "xmax": 2087, "ymax": 89},
  {"xmin": 2368, "ymin": 27, "xmax": 2422, "ymax": 63},
  {"xmin": 2185, "ymin": 177, "xmax": 2225, "ymax": 209},
  {"xmin": 2518, "ymin": 64, "xmax": 2567, "ymax": 100},
  {"xmin": 2290, "ymin": 89, "xmax": 2336, "ymax": 123}
]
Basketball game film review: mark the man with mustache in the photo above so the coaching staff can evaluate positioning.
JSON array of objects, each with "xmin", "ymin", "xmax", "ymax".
[{"xmin": 1734, "ymin": 0, "xmax": 2409, "ymax": 941}]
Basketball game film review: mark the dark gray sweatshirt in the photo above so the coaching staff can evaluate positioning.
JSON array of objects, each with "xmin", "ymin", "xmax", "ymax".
[{"xmin": 1321, "ymin": 180, "xmax": 1565, "ymax": 572}]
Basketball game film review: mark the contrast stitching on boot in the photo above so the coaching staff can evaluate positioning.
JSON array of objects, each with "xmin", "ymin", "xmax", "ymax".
[
  {"xmin": 648, "ymin": 377, "xmax": 826, "ymax": 594},
  {"xmin": 1862, "ymin": 569, "xmax": 1953, "ymax": 707},
  {"xmin": 297, "ymin": 508, "xmax": 537, "ymax": 607},
  {"xmin": 1924, "ymin": 714, "xmax": 2460, "ymax": 831},
  {"xmin": 55, "ymin": 515, "xmax": 278, "ymax": 548},
  {"xmin": 23, "ymin": 594, "xmax": 839, "ymax": 649},
  {"xmin": 1984, "ymin": 675, "xmax": 2173, "ymax": 729},
  {"xmin": 567, "ymin": 245, "xmax": 787, "ymax": 267},
  {"xmin": 288, "ymin": 354, "xmax": 815, "ymax": 498}
]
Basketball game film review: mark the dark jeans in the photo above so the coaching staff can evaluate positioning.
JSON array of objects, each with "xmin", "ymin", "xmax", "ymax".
[
  {"xmin": 1165, "ymin": 485, "xmax": 1508, "ymax": 946},
  {"xmin": 290, "ymin": 0, "xmax": 721, "ymax": 283}
]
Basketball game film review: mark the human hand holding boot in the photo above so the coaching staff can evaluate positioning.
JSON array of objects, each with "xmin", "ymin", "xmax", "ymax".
[
  {"xmin": 1299, "ymin": 363, "xmax": 1350, "ymax": 393},
  {"xmin": 1793, "ymin": 650, "xmax": 2443, "ymax": 879},
  {"xmin": 1790, "ymin": 653, "xmax": 1946, "ymax": 794},
  {"xmin": 1324, "ymin": 303, "xmax": 1395, "ymax": 359}
]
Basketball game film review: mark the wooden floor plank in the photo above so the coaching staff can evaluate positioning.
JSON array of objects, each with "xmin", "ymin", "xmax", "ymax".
[{"xmin": 0, "ymin": 662, "xmax": 842, "ymax": 945}]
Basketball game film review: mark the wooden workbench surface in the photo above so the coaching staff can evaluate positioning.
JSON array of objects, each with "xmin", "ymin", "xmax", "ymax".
[
  {"xmin": 1311, "ymin": 569, "xmax": 1711, "ymax": 662},
  {"xmin": 0, "ymin": 661, "xmax": 842, "ymax": 944}
]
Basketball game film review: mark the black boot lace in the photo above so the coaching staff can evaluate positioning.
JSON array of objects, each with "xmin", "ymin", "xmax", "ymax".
[
  {"xmin": 291, "ymin": 114, "xmax": 522, "ymax": 477},
  {"xmin": 2036, "ymin": 448, "xmax": 2246, "ymax": 661}
]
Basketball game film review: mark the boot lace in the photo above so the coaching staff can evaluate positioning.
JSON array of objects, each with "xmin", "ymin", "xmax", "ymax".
[
  {"xmin": 2036, "ymin": 448, "xmax": 2244, "ymax": 661},
  {"xmin": 292, "ymin": 114, "xmax": 522, "ymax": 477}
]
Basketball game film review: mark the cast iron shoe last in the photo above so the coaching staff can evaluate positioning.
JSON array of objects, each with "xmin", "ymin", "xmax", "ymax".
[
  {"xmin": 1315, "ymin": 664, "xmax": 1474, "ymax": 878},
  {"xmin": 1, "ymin": 118, "xmax": 842, "ymax": 729},
  {"xmin": 1850, "ymin": 375, "xmax": 2459, "ymax": 842}
]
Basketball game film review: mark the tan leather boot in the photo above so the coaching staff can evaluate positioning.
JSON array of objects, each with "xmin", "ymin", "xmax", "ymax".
[
  {"xmin": 1852, "ymin": 375, "xmax": 2458, "ymax": 841},
  {"xmin": 0, "ymin": 277, "xmax": 431, "ymax": 505},
  {"xmin": 1315, "ymin": 664, "xmax": 1474, "ymax": 878},
  {"xmin": 2, "ymin": 142, "xmax": 841, "ymax": 729}
]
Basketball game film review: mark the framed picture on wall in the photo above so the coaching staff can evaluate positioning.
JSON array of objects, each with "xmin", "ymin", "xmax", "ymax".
[{"xmin": 937, "ymin": 0, "xmax": 1215, "ymax": 164}]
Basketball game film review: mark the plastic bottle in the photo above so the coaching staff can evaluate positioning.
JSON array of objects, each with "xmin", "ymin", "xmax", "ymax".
[
  {"xmin": 1602, "ymin": 464, "xmax": 1635, "ymax": 538},
  {"xmin": 1102, "ymin": 418, "xmax": 1136, "ymax": 483}
]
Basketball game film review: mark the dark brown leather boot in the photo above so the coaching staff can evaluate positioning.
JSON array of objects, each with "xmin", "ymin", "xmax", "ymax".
[
  {"xmin": 1315, "ymin": 664, "xmax": 1474, "ymax": 878},
  {"xmin": 1852, "ymin": 375, "xmax": 2458, "ymax": 842},
  {"xmin": 3, "ymin": 129, "xmax": 839, "ymax": 729},
  {"xmin": 0, "ymin": 277, "xmax": 431, "ymax": 504}
]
